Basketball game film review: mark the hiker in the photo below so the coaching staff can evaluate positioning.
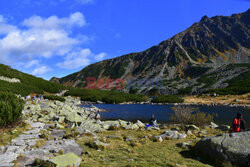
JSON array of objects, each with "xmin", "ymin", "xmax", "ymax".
[
  {"xmin": 232, "ymin": 113, "xmax": 246, "ymax": 132},
  {"xmin": 95, "ymin": 111, "xmax": 101, "ymax": 120},
  {"xmin": 149, "ymin": 114, "xmax": 157, "ymax": 127}
]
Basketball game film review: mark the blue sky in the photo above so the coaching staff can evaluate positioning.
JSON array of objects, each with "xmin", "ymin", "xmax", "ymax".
[{"xmin": 0, "ymin": 0, "xmax": 249, "ymax": 80}]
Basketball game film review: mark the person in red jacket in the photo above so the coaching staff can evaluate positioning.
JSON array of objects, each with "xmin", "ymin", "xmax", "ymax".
[{"xmin": 232, "ymin": 113, "xmax": 246, "ymax": 132}]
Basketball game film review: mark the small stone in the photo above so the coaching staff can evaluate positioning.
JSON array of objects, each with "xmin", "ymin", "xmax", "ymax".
[
  {"xmin": 186, "ymin": 130, "xmax": 193, "ymax": 136},
  {"xmin": 210, "ymin": 122, "xmax": 219, "ymax": 129}
]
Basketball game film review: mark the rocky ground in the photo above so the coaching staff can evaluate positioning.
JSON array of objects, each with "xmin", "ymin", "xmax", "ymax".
[{"xmin": 0, "ymin": 96, "xmax": 249, "ymax": 167}]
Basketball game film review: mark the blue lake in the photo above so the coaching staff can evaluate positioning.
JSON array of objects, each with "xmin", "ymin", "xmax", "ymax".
[{"xmin": 81, "ymin": 104, "xmax": 249, "ymax": 127}]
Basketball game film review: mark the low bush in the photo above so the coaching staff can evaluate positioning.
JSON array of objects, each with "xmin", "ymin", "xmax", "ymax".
[
  {"xmin": 170, "ymin": 106, "xmax": 214, "ymax": 126},
  {"xmin": 66, "ymin": 88, "xmax": 149, "ymax": 104},
  {"xmin": 43, "ymin": 95, "xmax": 65, "ymax": 102},
  {"xmin": 0, "ymin": 92, "xmax": 24, "ymax": 127},
  {"xmin": 151, "ymin": 95, "xmax": 184, "ymax": 103}
]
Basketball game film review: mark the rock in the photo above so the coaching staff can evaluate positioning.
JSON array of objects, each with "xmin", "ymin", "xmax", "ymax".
[
  {"xmin": 50, "ymin": 130, "xmax": 66, "ymax": 139},
  {"xmin": 234, "ymin": 99, "xmax": 239, "ymax": 102},
  {"xmin": 118, "ymin": 120, "xmax": 130, "ymax": 128},
  {"xmin": 210, "ymin": 122, "xmax": 219, "ymax": 129},
  {"xmin": 177, "ymin": 141, "xmax": 192, "ymax": 149},
  {"xmin": 66, "ymin": 112, "xmax": 82, "ymax": 123},
  {"xmin": 58, "ymin": 116, "xmax": 65, "ymax": 124},
  {"xmin": 135, "ymin": 120, "xmax": 145, "ymax": 128},
  {"xmin": 186, "ymin": 130, "xmax": 193, "ymax": 136},
  {"xmin": 185, "ymin": 125, "xmax": 199, "ymax": 131},
  {"xmin": 145, "ymin": 126, "xmax": 160, "ymax": 131},
  {"xmin": 195, "ymin": 131, "xmax": 250, "ymax": 166},
  {"xmin": 49, "ymin": 153, "xmax": 82, "ymax": 167},
  {"xmin": 156, "ymin": 130, "xmax": 186, "ymax": 140},
  {"xmin": 218, "ymin": 125, "xmax": 230, "ymax": 131},
  {"xmin": 76, "ymin": 120, "xmax": 104, "ymax": 133},
  {"xmin": 56, "ymin": 122, "xmax": 64, "ymax": 129},
  {"xmin": 124, "ymin": 136, "xmax": 134, "ymax": 142},
  {"xmin": 91, "ymin": 140, "xmax": 110, "ymax": 150},
  {"xmin": 0, "ymin": 152, "xmax": 20, "ymax": 167},
  {"xmin": 153, "ymin": 136, "xmax": 163, "ymax": 142}
]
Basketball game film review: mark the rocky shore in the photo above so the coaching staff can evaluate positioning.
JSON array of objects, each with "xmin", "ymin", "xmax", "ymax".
[{"xmin": 0, "ymin": 96, "xmax": 249, "ymax": 167}]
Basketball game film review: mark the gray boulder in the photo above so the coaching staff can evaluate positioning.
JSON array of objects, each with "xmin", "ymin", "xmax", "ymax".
[
  {"xmin": 195, "ymin": 131, "xmax": 250, "ymax": 166},
  {"xmin": 154, "ymin": 130, "xmax": 186, "ymax": 140},
  {"xmin": 49, "ymin": 153, "xmax": 82, "ymax": 167}
]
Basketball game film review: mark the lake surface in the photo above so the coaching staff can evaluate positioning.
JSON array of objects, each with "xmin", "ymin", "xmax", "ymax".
[{"xmin": 81, "ymin": 104, "xmax": 250, "ymax": 128}]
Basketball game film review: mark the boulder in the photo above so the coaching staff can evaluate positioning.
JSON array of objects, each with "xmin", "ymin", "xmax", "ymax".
[
  {"xmin": 210, "ymin": 122, "xmax": 219, "ymax": 129},
  {"xmin": 66, "ymin": 112, "xmax": 82, "ymax": 123},
  {"xmin": 135, "ymin": 120, "xmax": 145, "ymax": 128},
  {"xmin": 185, "ymin": 125, "xmax": 199, "ymax": 131},
  {"xmin": 49, "ymin": 153, "xmax": 82, "ymax": 167},
  {"xmin": 76, "ymin": 120, "xmax": 104, "ymax": 133},
  {"xmin": 156, "ymin": 130, "xmax": 186, "ymax": 140},
  {"xmin": 195, "ymin": 131, "xmax": 250, "ymax": 166},
  {"xmin": 218, "ymin": 125, "xmax": 231, "ymax": 131}
]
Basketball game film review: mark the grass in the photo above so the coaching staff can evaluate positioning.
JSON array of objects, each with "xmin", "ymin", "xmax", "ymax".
[
  {"xmin": 0, "ymin": 121, "xmax": 30, "ymax": 146},
  {"xmin": 76, "ymin": 128, "xmax": 222, "ymax": 167}
]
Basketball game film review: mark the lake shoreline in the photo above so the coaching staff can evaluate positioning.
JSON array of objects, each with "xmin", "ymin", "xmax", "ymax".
[{"xmin": 80, "ymin": 101, "xmax": 250, "ymax": 109}]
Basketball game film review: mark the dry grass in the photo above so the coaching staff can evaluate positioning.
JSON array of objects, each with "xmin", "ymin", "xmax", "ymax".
[{"xmin": 183, "ymin": 93, "xmax": 250, "ymax": 105}]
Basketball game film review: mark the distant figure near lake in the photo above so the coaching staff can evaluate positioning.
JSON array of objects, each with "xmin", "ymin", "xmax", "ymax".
[{"xmin": 232, "ymin": 113, "xmax": 246, "ymax": 132}]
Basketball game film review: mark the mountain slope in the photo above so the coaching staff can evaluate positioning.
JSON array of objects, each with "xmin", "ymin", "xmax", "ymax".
[
  {"xmin": 52, "ymin": 9, "xmax": 250, "ymax": 95},
  {"xmin": 0, "ymin": 64, "xmax": 64, "ymax": 96}
]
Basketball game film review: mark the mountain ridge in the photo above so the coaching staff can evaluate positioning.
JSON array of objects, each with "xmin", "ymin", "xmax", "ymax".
[{"xmin": 51, "ymin": 9, "xmax": 250, "ymax": 95}]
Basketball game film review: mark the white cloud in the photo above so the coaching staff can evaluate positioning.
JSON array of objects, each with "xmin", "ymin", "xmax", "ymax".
[
  {"xmin": 0, "ymin": 12, "xmax": 86, "ymax": 65},
  {"xmin": 22, "ymin": 12, "xmax": 86, "ymax": 29},
  {"xmin": 31, "ymin": 65, "xmax": 52, "ymax": 75},
  {"xmin": 0, "ymin": 12, "xmax": 107, "ymax": 78},
  {"xmin": 25, "ymin": 60, "xmax": 39, "ymax": 68},
  {"xmin": 57, "ymin": 49, "xmax": 107, "ymax": 69},
  {"xmin": 76, "ymin": 0, "xmax": 94, "ymax": 5},
  {"xmin": 56, "ymin": 49, "xmax": 92, "ymax": 69},
  {"xmin": 0, "ymin": 15, "xmax": 17, "ymax": 35},
  {"xmin": 95, "ymin": 52, "xmax": 106, "ymax": 61}
]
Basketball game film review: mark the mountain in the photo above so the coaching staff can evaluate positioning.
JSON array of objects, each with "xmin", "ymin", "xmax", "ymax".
[
  {"xmin": 0, "ymin": 64, "xmax": 64, "ymax": 96},
  {"xmin": 52, "ymin": 9, "xmax": 250, "ymax": 95}
]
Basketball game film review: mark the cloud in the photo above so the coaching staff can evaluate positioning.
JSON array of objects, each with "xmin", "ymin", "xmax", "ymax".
[
  {"xmin": 0, "ymin": 12, "xmax": 86, "ymax": 66},
  {"xmin": 95, "ymin": 52, "xmax": 106, "ymax": 61},
  {"xmin": 25, "ymin": 60, "xmax": 39, "ymax": 68},
  {"xmin": 76, "ymin": 0, "xmax": 94, "ymax": 5},
  {"xmin": 31, "ymin": 65, "xmax": 52, "ymax": 75},
  {"xmin": 56, "ymin": 49, "xmax": 91, "ymax": 69},
  {"xmin": 57, "ymin": 49, "xmax": 107, "ymax": 69},
  {"xmin": 22, "ymin": 12, "xmax": 86, "ymax": 29}
]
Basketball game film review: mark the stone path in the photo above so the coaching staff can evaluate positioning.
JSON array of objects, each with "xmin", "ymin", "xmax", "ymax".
[{"xmin": 0, "ymin": 121, "xmax": 83, "ymax": 167}]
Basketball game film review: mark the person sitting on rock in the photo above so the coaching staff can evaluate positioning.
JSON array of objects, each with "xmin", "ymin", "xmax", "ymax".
[
  {"xmin": 149, "ymin": 114, "xmax": 157, "ymax": 127},
  {"xmin": 95, "ymin": 111, "xmax": 101, "ymax": 121},
  {"xmin": 232, "ymin": 113, "xmax": 246, "ymax": 132}
]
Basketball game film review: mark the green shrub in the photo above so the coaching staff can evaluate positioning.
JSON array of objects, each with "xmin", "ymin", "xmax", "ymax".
[
  {"xmin": 43, "ymin": 95, "xmax": 65, "ymax": 102},
  {"xmin": 151, "ymin": 95, "xmax": 184, "ymax": 103},
  {"xmin": 0, "ymin": 92, "xmax": 24, "ymax": 127},
  {"xmin": 0, "ymin": 64, "xmax": 65, "ymax": 96},
  {"xmin": 170, "ymin": 106, "xmax": 214, "ymax": 126},
  {"xmin": 66, "ymin": 88, "xmax": 149, "ymax": 104},
  {"xmin": 205, "ymin": 70, "xmax": 250, "ymax": 95},
  {"xmin": 178, "ymin": 86, "xmax": 193, "ymax": 95}
]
